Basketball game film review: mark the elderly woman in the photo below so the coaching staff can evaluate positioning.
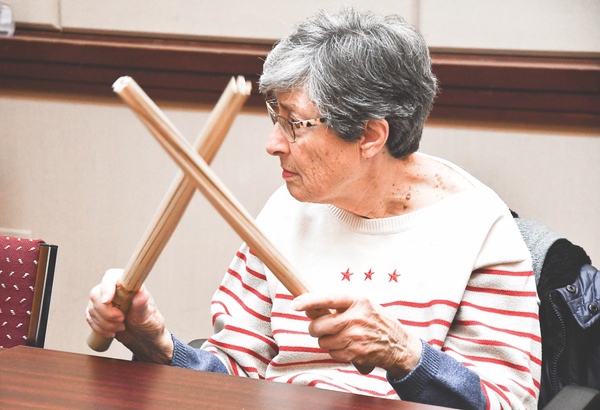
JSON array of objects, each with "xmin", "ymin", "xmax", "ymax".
[{"xmin": 87, "ymin": 8, "xmax": 541, "ymax": 410}]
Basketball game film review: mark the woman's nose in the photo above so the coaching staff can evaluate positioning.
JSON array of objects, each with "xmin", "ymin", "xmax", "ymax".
[{"xmin": 266, "ymin": 124, "xmax": 290, "ymax": 156}]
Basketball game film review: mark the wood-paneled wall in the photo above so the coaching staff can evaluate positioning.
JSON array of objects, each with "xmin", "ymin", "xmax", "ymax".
[{"xmin": 1, "ymin": 28, "xmax": 599, "ymax": 128}]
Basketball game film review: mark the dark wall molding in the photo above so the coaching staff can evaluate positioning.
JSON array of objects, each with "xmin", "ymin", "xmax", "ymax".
[{"xmin": 1, "ymin": 28, "xmax": 599, "ymax": 129}]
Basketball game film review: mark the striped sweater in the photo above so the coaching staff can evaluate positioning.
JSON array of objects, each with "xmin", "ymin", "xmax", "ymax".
[{"xmin": 176, "ymin": 157, "xmax": 541, "ymax": 409}]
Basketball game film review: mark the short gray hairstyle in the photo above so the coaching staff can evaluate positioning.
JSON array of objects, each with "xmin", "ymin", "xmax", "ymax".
[{"xmin": 259, "ymin": 8, "xmax": 438, "ymax": 158}]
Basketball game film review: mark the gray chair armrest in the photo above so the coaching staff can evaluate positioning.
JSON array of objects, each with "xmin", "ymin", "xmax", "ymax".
[
  {"xmin": 188, "ymin": 338, "xmax": 207, "ymax": 349},
  {"xmin": 543, "ymin": 385, "xmax": 600, "ymax": 410}
]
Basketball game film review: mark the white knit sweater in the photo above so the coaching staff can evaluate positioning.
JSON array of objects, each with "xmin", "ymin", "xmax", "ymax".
[{"xmin": 202, "ymin": 155, "xmax": 541, "ymax": 409}]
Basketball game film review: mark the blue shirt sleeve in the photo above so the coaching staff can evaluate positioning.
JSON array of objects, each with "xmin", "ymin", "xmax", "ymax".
[
  {"xmin": 387, "ymin": 340, "xmax": 487, "ymax": 410},
  {"xmin": 169, "ymin": 335, "xmax": 228, "ymax": 374}
]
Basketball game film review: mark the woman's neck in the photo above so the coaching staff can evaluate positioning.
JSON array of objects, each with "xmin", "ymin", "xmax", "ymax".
[
  {"xmin": 334, "ymin": 153, "xmax": 473, "ymax": 219},
  {"xmin": 332, "ymin": 153, "xmax": 421, "ymax": 219}
]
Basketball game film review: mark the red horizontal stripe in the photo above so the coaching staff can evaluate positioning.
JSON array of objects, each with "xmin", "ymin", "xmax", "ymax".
[
  {"xmin": 455, "ymin": 320, "xmax": 541, "ymax": 343},
  {"xmin": 480, "ymin": 377, "xmax": 534, "ymax": 409},
  {"xmin": 272, "ymin": 311, "xmax": 311, "ymax": 321},
  {"xmin": 211, "ymin": 311, "xmax": 224, "ymax": 325},
  {"xmin": 335, "ymin": 368, "xmax": 388, "ymax": 383},
  {"xmin": 209, "ymin": 344, "xmax": 263, "ymax": 379},
  {"xmin": 285, "ymin": 372, "xmax": 396, "ymax": 397},
  {"xmin": 308, "ymin": 379, "xmax": 395, "ymax": 398},
  {"xmin": 447, "ymin": 334, "xmax": 541, "ymax": 366},
  {"xmin": 460, "ymin": 300, "xmax": 539, "ymax": 319},
  {"xmin": 210, "ymin": 301, "xmax": 230, "ymax": 326},
  {"xmin": 272, "ymin": 329, "xmax": 310, "ymax": 336},
  {"xmin": 285, "ymin": 372, "xmax": 318, "ymax": 386},
  {"xmin": 239, "ymin": 364, "xmax": 262, "ymax": 379},
  {"xmin": 466, "ymin": 285, "xmax": 537, "ymax": 298},
  {"xmin": 269, "ymin": 358, "xmax": 343, "ymax": 368},
  {"xmin": 445, "ymin": 346, "xmax": 532, "ymax": 373},
  {"xmin": 227, "ymin": 268, "xmax": 272, "ymax": 303},
  {"xmin": 307, "ymin": 379, "xmax": 352, "ymax": 393},
  {"xmin": 284, "ymin": 372, "xmax": 347, "ymax": 393},
  {"xmin": 209, "ymin": 339, "xmax": 270, "ymax": 365},
  {"xmin": 427, "ymin": 339, "xmax": 444, "ymax": 347},
  {"xmin": 481, "ymin": 379, "xmax": 512, "ymax": 407},
  {"xmin": 218, "ymin": 285, "xmax": 270, "ymax": 322},
  {"xmin": 223, "ymin": 324, "xmax": 278, "ymax": 352},
  {"xmin": 210, "ymin": 300, "xmax": 230, "ymax": 315},
  {"xmin": 235, "ymin": 251, "xmax": 267, "ymax": 280},
  {"xmin": 382, "ymin": 299, "xmax": 459, "ymax": 309},
  {"xmin": 279, "ymin": 345, "xmax": 328, "ymax": 354},
  {"xmin": 474, "ymin": 268, "xmax": 534, "ymax": 277},
  {"xmin": 400, "ymin": 318, "xmax": 452, "ymax": 328},
  {"xmin": 512, "ymin": 378, "xmax": 538, "ymax": 399},
  {"xmin": 275, "ymin": 293, "xmax": 294, "ymax": 300}
]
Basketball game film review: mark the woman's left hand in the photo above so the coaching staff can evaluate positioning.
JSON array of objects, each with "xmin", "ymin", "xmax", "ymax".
[{"xmin": 292, "ymin": 292, "xmax": 423, "ymax": 379}]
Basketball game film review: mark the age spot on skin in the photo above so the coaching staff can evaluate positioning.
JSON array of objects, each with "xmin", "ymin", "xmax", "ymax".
[{"xmin": 434, "ymin": 173, "xmax": 446, "ymax": 190}]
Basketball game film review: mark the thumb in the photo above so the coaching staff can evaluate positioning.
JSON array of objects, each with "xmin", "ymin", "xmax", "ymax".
[
  {"xmin": 100, "ymin": 268, "xmax": 123, "ymax": 304},
  {"xmin": 126, "ymin": 285, "xmax": 153, "ymax": 323}
]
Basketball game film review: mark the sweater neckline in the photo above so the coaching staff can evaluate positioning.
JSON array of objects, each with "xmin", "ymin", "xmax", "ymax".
[
  {"xmin": 326, "ymin": 204, "xmax": 425, "ymax": 234},
  {"xmin": 326, "ymin": 186, "xmax": 477, "ymax": 235}
]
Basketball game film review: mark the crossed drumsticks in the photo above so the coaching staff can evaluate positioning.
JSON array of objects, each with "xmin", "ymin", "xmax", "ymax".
[{"xmin": 87, "ymin": 76, "xmax": 372, "ymax": 374}]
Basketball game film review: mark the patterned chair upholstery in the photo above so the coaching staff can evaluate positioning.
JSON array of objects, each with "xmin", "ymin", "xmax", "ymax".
[{"xmin": 0, "ymin": 236, "xmax": 57, "ymax": 348}]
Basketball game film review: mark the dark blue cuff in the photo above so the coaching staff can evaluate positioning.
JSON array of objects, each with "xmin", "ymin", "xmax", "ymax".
[
  {"xmin": 387, "ymin": 340, "xmax": 486, "ymax": 410},
  {"xmin": 387, "ymin": 339, "xmax": 439, "ymax": 398},
  {"xmin": 171, "ymin": 335, "xmax": 228, "ymax": 374}
]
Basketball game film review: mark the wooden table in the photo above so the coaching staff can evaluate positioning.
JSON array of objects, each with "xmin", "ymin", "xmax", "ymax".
[{"xmin": 0, "ymin": 346, "xmax": 448, "ymax": 409}]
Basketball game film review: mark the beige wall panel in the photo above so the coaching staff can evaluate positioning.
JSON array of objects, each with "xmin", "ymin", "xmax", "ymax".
[
  {"xmin": 420, "ymin": 0, "xmax": 600, "ymax": 53},
  {"xmin": 420, "ymin": 125, "xmax": 600, "ymax": 266},
  {"xmin": 5, "ymin": 0, "xmax": 60, "ymax": 29},
  {"xmin": 58, "ymin": 0, "xmax": 416, "ymax": 39}
]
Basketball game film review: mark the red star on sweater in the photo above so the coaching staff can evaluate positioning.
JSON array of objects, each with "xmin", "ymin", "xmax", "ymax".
[
  {"xmin": 388, "ymin": 269, "xmax": 400, "ymax": 282},
  {"xmin": 364, "ymin": 269, "xmax": 375, "ymax": 280},
  {"xmin": 341, "ymin": 269, "xmax": 353, "ymax": 281}
]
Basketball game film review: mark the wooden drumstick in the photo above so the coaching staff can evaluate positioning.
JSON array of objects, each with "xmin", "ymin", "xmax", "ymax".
[
  {"xmin": 87, "ymin": 76, "xmax": 251, "ymax": 352},
  {"xmin": 112, "ymin": 77, "xmax": 375, "ymax": 374}
]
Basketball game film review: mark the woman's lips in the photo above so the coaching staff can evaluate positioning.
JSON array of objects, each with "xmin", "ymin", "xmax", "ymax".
[{"xmin": 282, "ymin": 169, "xmax": 296, "ymax": 179}]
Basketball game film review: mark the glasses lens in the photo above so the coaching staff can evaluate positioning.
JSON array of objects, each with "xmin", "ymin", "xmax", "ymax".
[
  {"xmin": 266, "ymin": 102, "xmax": 295, "ymax": 142},
  {"xmin": 277, "ymin": 118, "xmax": 295, "ymax": 142}
]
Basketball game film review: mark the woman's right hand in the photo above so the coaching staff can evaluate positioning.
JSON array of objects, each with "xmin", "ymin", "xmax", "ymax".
[{"xmin": 86, "ymin": 268, "xmax": 174, "ymax": 364}]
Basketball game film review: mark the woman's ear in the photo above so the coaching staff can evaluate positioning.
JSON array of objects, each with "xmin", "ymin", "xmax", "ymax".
[{"xmin": 360, "ymin": 119, "xmax": 389, "ymax": 159}]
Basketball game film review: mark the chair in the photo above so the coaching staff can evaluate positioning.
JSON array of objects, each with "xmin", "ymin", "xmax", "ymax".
[
  {"xmin": 0, "ymin": 236, "xmax": 58, "ymax": 348},
  {"xmin": 188, "ymin": 338, "xmax": 207, "ymax": 349},
  {"xmin": 514, "ymin": 216, "xmax": 600, "ymax": 410}
]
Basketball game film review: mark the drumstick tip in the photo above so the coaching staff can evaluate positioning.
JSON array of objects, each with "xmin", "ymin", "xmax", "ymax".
[{"xmin": 113, "ymin": 76, "xmax": 134, "ymax": 92}]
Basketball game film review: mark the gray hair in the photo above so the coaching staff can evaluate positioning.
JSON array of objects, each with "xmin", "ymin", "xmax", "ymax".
[{"xmin": 259, "ymin": 8, "xmax": 438, "ymax": 158}]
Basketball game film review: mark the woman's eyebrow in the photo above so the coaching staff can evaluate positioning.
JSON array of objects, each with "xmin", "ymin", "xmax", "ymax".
[
  {"xmin": 279, "ymin": 101, "xmax": 316, "ymax": 119},
  {"xmin": 276, "ymin": 100, "xmax": 294, "ymax": 113}
]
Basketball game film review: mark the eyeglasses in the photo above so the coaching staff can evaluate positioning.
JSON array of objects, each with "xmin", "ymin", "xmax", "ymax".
[{"xmin": 265, "ymin": 100, "xmax": 326, "ymax": 143}]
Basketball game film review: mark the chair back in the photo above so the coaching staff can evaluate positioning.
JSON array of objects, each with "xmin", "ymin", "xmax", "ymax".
[
  {"xmin": 0, "ymin": 236, "xmax": 57, "ymax": 348},
  {"xmin": 514, "ymin": 217, "xmax": 599, "ymax": 409}
]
